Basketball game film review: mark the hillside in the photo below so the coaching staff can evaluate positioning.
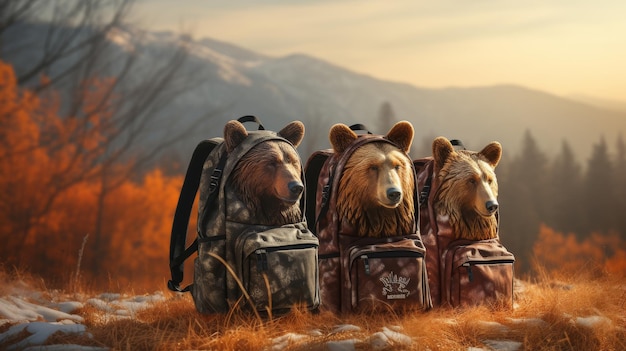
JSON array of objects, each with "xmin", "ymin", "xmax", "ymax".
[{"xmin": 3, "ymin": 22, "xmax": 626, "ymax": 164}]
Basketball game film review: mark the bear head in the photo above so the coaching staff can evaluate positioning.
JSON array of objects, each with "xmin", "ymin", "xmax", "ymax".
[
  {"xmin": 224, "ymin": 120, "xmax": 305, "ymax": 225},
  {"xmin": 329, "ymin": 121, "xmax": 415, "ymax": 237},
  {"xmin": 432, "ymin": 136, "xmax": 502, "ymax": 240}
]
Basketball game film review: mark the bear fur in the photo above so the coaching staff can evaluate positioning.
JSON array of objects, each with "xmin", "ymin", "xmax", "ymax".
[
  {"xmin": 224, "ymin": 120, "xmax": 305, "ymax": 225},
  {"xmin": 329, "ymin": 121, "xmax": 415, "ymax": 237},
  {"xmin": 432, "ymin": 136, "xmax": 502, "ymax": 241}
]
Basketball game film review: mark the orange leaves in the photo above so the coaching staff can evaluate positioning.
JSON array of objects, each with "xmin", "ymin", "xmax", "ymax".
[
  {"xmin": 0, "ymin": 60, "xmax": 188, "ymax": 291},
  {"xmin": 103, "ymin": 169, "xmax": 186, "ymax": 288},
  {"xmin": 0, "ymin": 62, "xmax": 40, "ymax": 157},
  {"xmin": 532, "ymin": 224, "xmax": 626, "ymax": 277}
]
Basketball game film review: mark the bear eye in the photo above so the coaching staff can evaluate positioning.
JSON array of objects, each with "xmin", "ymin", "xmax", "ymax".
[
  {"xmin": 468, "ymin": 178, "xmax": 477, "ymax": 185},
  {"xmin": 394, "ymin": 164, "xmax": 402, "ymax": 171},
  {"xmin": 369, "ymin": 165, "xmax": 379, "ymax": 172},
  {"xmin": 268, "ymin": 158, "xmax": 280, "ymax": 168}
]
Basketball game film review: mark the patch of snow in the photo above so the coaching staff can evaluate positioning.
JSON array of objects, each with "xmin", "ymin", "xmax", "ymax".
[
  {"xmin": 0, "ymin": 289, "xmax": 167, "ymax": 350},
  {"xmin": 380, "ymin": 326, "xmax": 412, "ymax": 346},
  {"xmin": 53, "ymin": 301, "xmax": 83, "ymax": 314},
  {"xmin": 98, "ymin": 293, "xmax": 121, "ymax": 301},
  {"xmin": 106, "ymin": 28, "xmax": 135, "ymax": 52},
  {"xmin": 575, "ymin": 315, "xmax": 612, "ymax": 328},
  {"xmin": 271, "ymin": 332, "xmax": 309, "ymax": 350},
  {"xmin": 0, "ymin": 322, "xmax": 86, "ymax": 351},
  {"xmin": 0, "ymin": 297, "xmax": 83, "ymax": 323},
  {"xmin": 477, "ymin": 321, "xmax": 510, "ymax": 333},
  {"xmin": 86, "ymin": 298, "xmax": 115, "ymax": 313},
  {"xmin": 368, "ymin": 332, "xmax": 390, "ymax": 350},
  {"xmin": 482, "ymin": 339, "xmax": 523, "ymax": 351}
]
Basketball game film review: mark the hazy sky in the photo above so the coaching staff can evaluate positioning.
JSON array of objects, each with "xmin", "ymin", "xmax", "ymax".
[{"xmin": 133, "ymin": 0, "xmax": 626, "ymax": 102}]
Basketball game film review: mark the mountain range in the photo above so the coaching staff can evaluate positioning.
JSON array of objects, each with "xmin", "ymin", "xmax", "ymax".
[{"xmin": 4, "ymin": 23, "xmax": 626, "ymax": 166}]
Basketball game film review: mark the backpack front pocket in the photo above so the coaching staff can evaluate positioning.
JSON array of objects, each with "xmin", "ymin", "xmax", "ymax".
[
  {"xmin": 235, "ymin": 226, "xmax": 320, "ymax": 312},
  {"xmin": 346, "ymin": 237, "xmax": 429, "ymax": 312},
  {"xmin": 445, "ymin": 240, "xmax": 515, "ymax": 308}
]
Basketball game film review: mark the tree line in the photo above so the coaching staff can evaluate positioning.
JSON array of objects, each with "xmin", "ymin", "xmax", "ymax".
[{"xmin": 497, "ymin": 130, "xmax": 626, "ymax": 273}]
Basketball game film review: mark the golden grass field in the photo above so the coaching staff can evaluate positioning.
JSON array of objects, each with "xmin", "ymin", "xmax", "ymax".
[{"xmin": 1, "ymin": 266, "xmax": 624, "ymax": 351}]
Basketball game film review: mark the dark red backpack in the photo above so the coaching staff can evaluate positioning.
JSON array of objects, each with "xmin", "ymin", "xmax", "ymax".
[
  {"xmin": 414, "ymin": 139, "xmax": 515, "ymax": 308},
  {"xmin": 304, "ymin": 124, "xmax": 432, "ymax": 313}
]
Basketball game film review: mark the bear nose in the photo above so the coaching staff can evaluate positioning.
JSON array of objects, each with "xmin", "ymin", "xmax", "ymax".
[
  {"xmin": 386, "ymin": 187, "xmax": 402, "ymax": 202},
  {"xmin": 288, "ymin": 181, "xmax": 304, "ymax": 196},
  {"xmin": 486, "ymin": 200, "xmax": 499, "ymax": 214}
]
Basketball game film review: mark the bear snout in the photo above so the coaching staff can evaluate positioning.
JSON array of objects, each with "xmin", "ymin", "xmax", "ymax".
[
  {"xmin": 386, "ymin": 187, "xmax": 402, "ymax": 204},
  {"xmin": 485, "ymin": 200, "xmax": 499, "ymax": 214},
  {"xmin": 288, "ymin": 180, "xmax": 304, "ymax": 197}
]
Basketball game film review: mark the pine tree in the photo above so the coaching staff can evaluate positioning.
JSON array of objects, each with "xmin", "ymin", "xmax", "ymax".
[
  {"xmin": 582, "ymin": 136, "xmax": 616, "ymax": 234},
  {"xmin": 499, "ymin": 130, "xmax": 549, "ymax": 272},
  {"xmin": 613, "ymin": 134, "xmax": 626, "ymax": 240},
  {"xmin": 546, "ymin": 140, "xmax": 584, "ymax": 237}
]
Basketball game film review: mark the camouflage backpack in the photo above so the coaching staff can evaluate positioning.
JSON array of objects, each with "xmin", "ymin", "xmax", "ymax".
[
  {"xmin": 414, "ymin": 139, "xmax": 515, "ymax": 308},
  {"xmin": 304, "ymin": 123, "xmax": 432, "ymax": 313},
  {"xmin": 168, "ymin": 116, "xmax": 320, "ymax": 314}
]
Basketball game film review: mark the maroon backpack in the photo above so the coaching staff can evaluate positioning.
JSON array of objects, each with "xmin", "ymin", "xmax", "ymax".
[
  {"xmin": 414, "ymin": 140, "xmax": 515, "ymax": 308},
  {"xmin": 304, "ymin": 125, "xmax": 432, "ymax": 313}
]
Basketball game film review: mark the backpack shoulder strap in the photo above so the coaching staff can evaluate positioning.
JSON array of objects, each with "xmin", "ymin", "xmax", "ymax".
[
  {"xmin": 168, "ymin": 138, "xmax": 222, "ymax": 292},
  {"xmin": 304, "ymin": 149, "xmax": 333, "ymax": 234},
  {"xmin": 168, "ymin": 115, "xmax": 267, "ymax": 293}
]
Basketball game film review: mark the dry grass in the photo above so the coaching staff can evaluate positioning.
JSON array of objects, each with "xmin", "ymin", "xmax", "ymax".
[
  {"xmin": 1, "ymin": 268, "xmax": 625, "ymax": 351},
  {"xmin": 86, "ymin": 278, "xmax": 625, "ymax": 351}
]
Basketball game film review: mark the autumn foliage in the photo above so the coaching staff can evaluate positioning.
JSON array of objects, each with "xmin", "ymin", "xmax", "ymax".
[
  {"xmin": 0, "ymin": 61, "xmax": 191, "ymax": 292},
  {"xmin": 532, "ymin": 224, "xmax": 626, "ymax": 277}
]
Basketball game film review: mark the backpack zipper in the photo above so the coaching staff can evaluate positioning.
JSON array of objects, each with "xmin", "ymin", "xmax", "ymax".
[
  {"xmin": 361, "ymin": 255, "xmax": 370, "ymax": 275},
  {"xmin": 254, "ymin": 243, "xmax": 318, "ymax": 271},
  {"xmin": 256, "ymin": 249, "xmax": 268, "ymax": 271},
  {"xmin": 461, "ymin": 259, "xmax": 515, "ymax": 283},
  {"xmin": 357, "ymin": 251, "xmax": 424, "ymax": 276}
]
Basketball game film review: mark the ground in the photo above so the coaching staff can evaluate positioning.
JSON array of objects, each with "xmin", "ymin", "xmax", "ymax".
[{"xmin": 1, "ymin": 270, "xmax": 624, "ymax": 350}]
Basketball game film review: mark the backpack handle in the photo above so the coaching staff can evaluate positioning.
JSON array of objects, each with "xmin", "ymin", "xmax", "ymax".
[
  {"xmin": 349, "ymin": 123, "xmax": 372, "ymax": 134},
  {"xmin": 450, "ymin": 139, "xmax": 465, "ymax": 150},
  {"xmin": 237, "ymin": 115, "xmax": 265, "ymax": 130}
]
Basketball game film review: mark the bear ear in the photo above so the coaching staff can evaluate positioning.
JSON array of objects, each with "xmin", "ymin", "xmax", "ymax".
[
  {"xmin": 278, "ymin": 121, "xmax": 305, "ymax": 148},
  {"xmin": 386, "ymin": 120, "xmax": 414, "ymax": 153},
  {"xmin": 432, "ymin": 136, "xmax": 455, "ymax": 172},
  {"xmin": 329, "ymin": 123, "xmax": 358, "ymax": 153},
  {"xmin": 224, "ymin": 120, "xmax": 248, "ymax": 153},
  {"xmin": 480, "ymin": 141, "xmax": 502, "ymax": 168}
]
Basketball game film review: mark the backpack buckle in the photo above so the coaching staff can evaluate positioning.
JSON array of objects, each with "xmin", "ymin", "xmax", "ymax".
[
  {"xmin": 419, "ymin": 184, "xmax": 430, "ymax": 205},
  {"xmin": 209, "ymin": 169, "xmax": 222, "ymax": 192},
  {"xmin": 321, "ymin": 184, "xmax": 330, "ymax": 208}
]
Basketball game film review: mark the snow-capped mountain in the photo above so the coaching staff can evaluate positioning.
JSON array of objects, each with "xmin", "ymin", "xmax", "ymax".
[{"xmin": 3, "ymin": 22, "xmax": 626, "ymax": 164}]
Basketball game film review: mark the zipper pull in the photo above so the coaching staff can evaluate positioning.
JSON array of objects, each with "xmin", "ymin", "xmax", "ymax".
[
  {"xmin": 256, "ymin": 249, "xmax": 268, "ymax": 271},
  {"xmin": 462, "ymin": 262, "xmax": 473, "ymax": 282},
  {"xmin": 361, "ymin": 255, "xmax": 370, "ymax": 275}
]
